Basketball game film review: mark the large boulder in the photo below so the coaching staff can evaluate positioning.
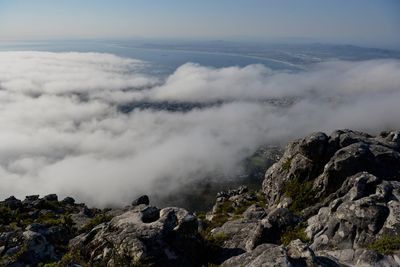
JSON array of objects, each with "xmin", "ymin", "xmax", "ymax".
[{"xmin": 69, "ymin": 205, "xmax": 205, "ymax": 267}]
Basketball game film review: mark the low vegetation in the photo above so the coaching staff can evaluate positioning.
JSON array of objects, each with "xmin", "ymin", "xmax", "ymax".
[
  {"xmin": 282, "ymin": 157, "xmax": 292, "ymax": 171},
  {"xmin": 79, "ymin": 214, "xmax": 113, "ymax": 233},
  {"xmin": 368, "ymin": 235, "xmax": 400, "ymax": 254},
  {"xmin": 280, "ymin": 223, "xmax": 310, "ymax": 246},
  {"xmin": 283, "ymin": 176, "xmax": 317, "ymax": 214}
]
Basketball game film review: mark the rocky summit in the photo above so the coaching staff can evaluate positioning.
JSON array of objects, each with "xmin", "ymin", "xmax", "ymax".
[{"xmin": 1, "ymin": 129, "xmax": 400, "ymax": 266}]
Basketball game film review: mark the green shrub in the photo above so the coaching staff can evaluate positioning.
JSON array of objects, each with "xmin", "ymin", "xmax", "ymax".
[
  {"xmin": 208, "ymin": 232, "xmax": 228, "ymax": 246},
  {"xmin": 38, "ymin": 262, "xmax": 60, "ymax": 267},
  {"xmin": 80, "ymin": 214, "xmax": 112, "ymax": 233},
  {"xmin": 0, "ymin": 206, "xmax": 13, "ymax": 224},
  {"xmin": 196, "ymin": 211, "xmax": 206, "ymax": 220},
  {"xmin": 368, "ymin": 235, "xmax": 400, "ymax": 254},
  {"xmin": 36, "ymin": 214, "xmax": 73, "ymax": 227},
  {"xmin": 280, "ymin": 223, "xmax": 310, "ymax": 246},
  {"xmin": 59, "ymin": 251, "xmax": 89, "ymax": 267},
  {"xmin": 282, "ymin": 157, "xmax": 292, "ymax": 171},
  {"xmin": 283, "ymin": 176, "xmax": 317, "ymax": 214}
]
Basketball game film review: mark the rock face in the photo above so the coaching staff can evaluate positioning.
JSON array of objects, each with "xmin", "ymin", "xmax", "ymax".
[
  {"xmin": 263, "ymin": 130, "xmax": 400, "ymax": 209},
  {"xmin": 259, "ymin": 129, "xmax": 400, "ymax": 266},
  {"xmin": 1, "ymin": 129, "xmax": 400, "ymax": 267}
]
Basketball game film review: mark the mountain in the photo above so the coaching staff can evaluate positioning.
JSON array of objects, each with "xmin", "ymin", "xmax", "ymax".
[{"xmin": 1, "ymin": 129, "xmax": 400, "ymax": 266}]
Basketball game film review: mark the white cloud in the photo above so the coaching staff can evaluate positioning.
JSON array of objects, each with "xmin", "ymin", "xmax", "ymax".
[{"xmin": 0, "ymin": 51, "xmax": 399, "ymax": 207}]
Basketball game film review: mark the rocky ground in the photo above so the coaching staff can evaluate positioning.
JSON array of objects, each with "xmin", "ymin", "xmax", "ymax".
[{"xmin": 1, "ymin": 129, "xmax": 400, "ymax": 266}]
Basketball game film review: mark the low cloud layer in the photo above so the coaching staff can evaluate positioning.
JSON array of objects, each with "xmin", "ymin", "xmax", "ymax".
[{"xmin": 0, "ymin": 51, "xmax": 399, "ymax": 206}]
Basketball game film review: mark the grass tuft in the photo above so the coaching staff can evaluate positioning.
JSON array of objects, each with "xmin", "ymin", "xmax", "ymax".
[{"xmin": 368, "ymin": 235, "xmax": 400, "ymax": 254}]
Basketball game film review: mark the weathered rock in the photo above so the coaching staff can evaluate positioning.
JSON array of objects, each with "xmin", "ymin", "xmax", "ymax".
[
  {"xmin": 263, "ymin": 130, "xmax": 400, "ymax": 210},
  {"xmin": 221, "ymin": 243, "xmax": 292, "ymax": 267},
  {"xmin": 306, "ymin": 172, "xmax": 398, "ymax": 251},
  {"xmin": 286, "ymin": 239, "xmax": 318, "ymax": 267},
  {"xmin": 243, "ymin": 204, "xmax": 267, "ymax": 221},
  {"xmin": 70, "ymin": 205, "xmax": 205, "ymax": 267},
  {"xmin": 43, "ymin": 194, "xmax": 58, "ymax": 202},
  {"xmin": 316, "ymin": 249, "xmax": 400, "ymax": 267},
  {"xmin": 132, "ymin": 195, "xmax": 150, "ymax": 206},
  {"xmin": 3, "ymin": 196, "xmax": 22, "ymax": 210},
  {"xmin": 261, "ymin": 208, "xmax": 300, "ymax": 244},
  {"xmin": 211, "ymin": 219, "xmax": 260, "ymax": 252},
  {"xmin": 61, "ymin": 196, "xmax": 75, "ymax": 205},
  {"xmin": 24, "ymin": 195, "xmax": 40, "ymax": 202},
  {"xmin": 21, "ymin": 230, "xmax": 57, "ymax": 263}
]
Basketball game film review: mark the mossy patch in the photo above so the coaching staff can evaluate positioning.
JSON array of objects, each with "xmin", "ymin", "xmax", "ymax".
[{"xmin": 368, "ymin": 235, "xmax": 400, "ymax": 254}]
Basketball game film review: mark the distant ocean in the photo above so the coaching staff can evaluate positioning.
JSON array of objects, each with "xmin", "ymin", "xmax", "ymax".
[{"xmin": 0, "ymin": 40, "xmax": 296, "ymax": 76}]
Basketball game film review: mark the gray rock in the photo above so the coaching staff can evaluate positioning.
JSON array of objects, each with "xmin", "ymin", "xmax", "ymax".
[
  {"xmin": 263, "ymin": 130, "xmax": 400, "ymax": 210},
  {"xmin": 211, "ymin": 219, "xmax": 260, "ymax": 252},
  {"xmin": 70, "ymin": 205, "xmax": 204, "ymax": 267},
  {"xmin": 316, "ymin": 249, "xmax": 400, "ymax": 267},
  {"xmin": 261, "ymin": 208, "xmax": 300, "ymax": 244},
  {"xmin": 131, "ymin": 195, "xmax": 150, "ymax": 206},
  {"xmin": 19, "ymin": 230, "xmax": 57, "ymax": 265},
  {"xmin": 243, "ymin": 204, "xmax": 267, "ymax": 221},
  {"xmin": 61, "ymin": 196, "xmax": 75, "ymax": 205},
  {"xmin": 3, "ymin": 196, "xmax": 22, "ymax": 210},
  {"xmin": 286, "ymin": 239, "xmax": 318, "ymax": 267},
  {"xmin": 24, "ymin": 195, "xmax": 39, "ymax": 202},
  {"xmin": 221, "ymin": 243, "xmax": 293, "ymax": 267},
  {"xmin": 306, "ymin": 172, "xmax": 396, "ymax": 251},
  {"xmin": 43, "ymin": 194, "xmax": 58, "ymax": 202}
]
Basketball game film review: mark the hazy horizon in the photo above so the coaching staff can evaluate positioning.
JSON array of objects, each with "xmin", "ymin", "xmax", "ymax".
[{"xmin": 1, "ymin": 0, "xmax": 400, "ymax": 49}]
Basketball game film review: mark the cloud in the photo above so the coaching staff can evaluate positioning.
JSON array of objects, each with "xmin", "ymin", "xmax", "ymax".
[
  {"xmin": 142, "ymin": 60, "xmax": 400, "ymax": 101},
  {"xmin": 0, "ymin": 51, "xmax": 399, "ymax": 207}
]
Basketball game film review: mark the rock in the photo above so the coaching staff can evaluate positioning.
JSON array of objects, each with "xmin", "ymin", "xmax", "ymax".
[
  {"xmin": 140, "ymin": 206, "xmax": 160, "ymax": 223},
  {"xmin": 3, "ymin": 196, "xmax": 22, "ymax": 210},
  {"xmin": 132, "ymin": 195, "xmax": 150, "ymax": 206},
  {"xmin": 70, "ymin": 205, "xmax": 204, "ymax": 267},
  {"xmin": 263, "ymin": 130, "xmax": 400, "ymax": 210},
  {"xmin": 43, "ymin": 194, "xmax": 58, "ymax": 202},
  {"xmin": 260, "ymin": 208, "xmax": 300, "ymax": 244},
  {"xmin": 286, "ymin": 239, "xmax": 317, "ymax": 266},
  {"xmin": 24, "ymin": 195, "xmax": 40, "ymax": 202},
  {"xmin": 316, "ymin": 249, "xmax": 400, "ymax": 267},
  {"xmin": 306, "ymin": 172, "xmax": 397, "ymax": 251},
  {"xmin": 221, "ymin": 243, "xmax": 292, "ymax": 267},
  {"xmin": 243, "ymin": 204, "xmax": 267, "ymax": 221},
  {"xmin": 16, "ymin": 230, "xmax": 57, "ymax": 265},
  {"xmin": 62, "ymin": 196, "xmax": 75, "ymax": 205},
  {"xmin": 211, "ymin": 219, "xmax": 260, "ymax": 252}
]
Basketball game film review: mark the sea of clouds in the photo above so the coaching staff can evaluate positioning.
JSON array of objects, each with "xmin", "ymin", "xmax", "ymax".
[{"xmin": 0, "ymin": 51, "xmax": 399, "ymax": 206}]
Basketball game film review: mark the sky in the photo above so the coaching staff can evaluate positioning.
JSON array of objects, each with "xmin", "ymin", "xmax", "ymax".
[{"xmin": 0, "ymin": 0, "xmax": 399, "ymax": 48}]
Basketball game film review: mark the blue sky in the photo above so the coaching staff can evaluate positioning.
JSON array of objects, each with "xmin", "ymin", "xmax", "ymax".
[{"xmin": 0, "ymin": 0, "xmax": 399, "ymax": 47}]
